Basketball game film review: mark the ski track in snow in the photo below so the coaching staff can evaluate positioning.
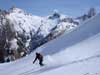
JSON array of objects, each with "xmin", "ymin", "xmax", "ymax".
[{"xmin": 19, "ymin": 54, "xmax": 100, "ymax": 75}]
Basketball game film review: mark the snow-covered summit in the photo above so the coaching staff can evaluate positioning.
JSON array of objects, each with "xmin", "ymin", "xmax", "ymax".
[
  {"xmin": 9, "ymin": 6, "xmax": 27, "ymax": 14},
  {"xmin": 7, "ymin": 7, "xmax": 42, "ymax": 33}
]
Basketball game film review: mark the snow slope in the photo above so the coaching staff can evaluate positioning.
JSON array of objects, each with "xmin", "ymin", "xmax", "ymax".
[
  {"xmin": 38, "ymin": 13, "xmax": 100, "ymax": 55},
  {"xmin": 0, "ymin": 13, "xmax": 100, "ymax": 75}
]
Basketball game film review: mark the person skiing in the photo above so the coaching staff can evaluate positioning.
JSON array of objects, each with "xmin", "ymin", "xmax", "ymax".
[{"xmin": 33, "ymin": 52, "xmax": 44, "ymax": 66}]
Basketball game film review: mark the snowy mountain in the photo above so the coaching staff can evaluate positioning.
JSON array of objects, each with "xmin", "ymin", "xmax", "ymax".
[
  {"xmin": 0, "ymin": 7, "xmax": 79, "ymax": 62},
  {"xmin": 7, "ymin": 7, "xmax": 78, "ymax": 37},
  {"xmin": 0, "ymin": 11, "xmax": 100, "ymax": 75}
]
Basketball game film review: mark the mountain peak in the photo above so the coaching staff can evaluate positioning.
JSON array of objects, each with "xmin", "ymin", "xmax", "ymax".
[
  {"xmin": 53, "ymin": 9, "xmax": 59, "ymax": 14},
  {"xmin": 9, "ymin": 6, "xmax": 25, "ymax": 13},
  {"xmin": 48, "ymin": 9, "xmax": 61, "ymax": 19}
]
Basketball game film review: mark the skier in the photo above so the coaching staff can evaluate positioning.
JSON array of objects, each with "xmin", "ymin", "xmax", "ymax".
[{"xmin": 33, "ymin": 52, "xmax": 44, "ymax": 66}]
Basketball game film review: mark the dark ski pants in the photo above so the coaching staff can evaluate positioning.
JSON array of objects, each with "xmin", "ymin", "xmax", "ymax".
[{"xmin": 39, "ymin": 59, "xmax": 44, "ymax": 66}]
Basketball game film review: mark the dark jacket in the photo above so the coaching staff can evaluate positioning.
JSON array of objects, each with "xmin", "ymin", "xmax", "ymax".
[{"xmin": 33, "ymin": 53, "xmax": 43, "ymax": 63}]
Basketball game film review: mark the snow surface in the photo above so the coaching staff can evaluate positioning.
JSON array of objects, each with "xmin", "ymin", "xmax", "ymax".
[{"xmin": 0, "ymin": 13, "xmax": 100, "ymax": 75}]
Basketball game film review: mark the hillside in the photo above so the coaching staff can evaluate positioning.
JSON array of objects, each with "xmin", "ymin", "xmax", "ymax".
[{"xmin": 0, "ymin": 13, "xmax": 100, "ymax": 75}]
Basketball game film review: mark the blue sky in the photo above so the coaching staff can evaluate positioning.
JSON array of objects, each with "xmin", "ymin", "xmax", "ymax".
[{"xmin": 0, "ymin": 0, "xmax": 100, "ymax": 17}]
